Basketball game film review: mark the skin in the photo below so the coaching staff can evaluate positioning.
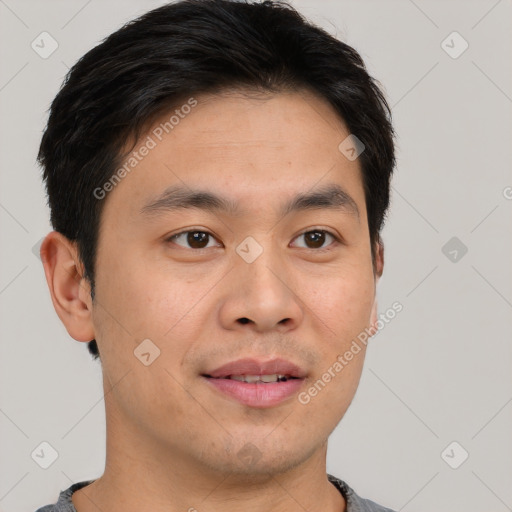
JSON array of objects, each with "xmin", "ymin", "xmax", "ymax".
[{"xmin": 41, "ymin": 88, "xmax": 384, "ymax": 512}]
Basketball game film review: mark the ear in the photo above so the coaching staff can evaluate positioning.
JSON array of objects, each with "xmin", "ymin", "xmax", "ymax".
[
  {"xmin": 40, "ymin": 231, "xmax": 95, "ymax": 342},
  {"xmin": 369, "ymin": 238, "xmax": 384, "ymax": 331}
]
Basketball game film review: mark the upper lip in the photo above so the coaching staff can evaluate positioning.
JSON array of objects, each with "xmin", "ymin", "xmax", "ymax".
[{"xmin": 203, "ymin": 357, "xmax": 306, "ymax": 379}]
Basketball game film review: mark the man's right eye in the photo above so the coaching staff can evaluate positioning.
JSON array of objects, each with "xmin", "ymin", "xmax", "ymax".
[{"xmin": 166, "ymin": 230, "xmax": 222, "ymax": 250}]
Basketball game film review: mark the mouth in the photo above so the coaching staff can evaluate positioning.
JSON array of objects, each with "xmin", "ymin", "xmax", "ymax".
[
  {"xmin": 206, "ymin": 374, "xmax": 298, "ymax": 383},
  {"xmin": 201, "ymin": 358, "xmax": 306, "ymax": 408}
]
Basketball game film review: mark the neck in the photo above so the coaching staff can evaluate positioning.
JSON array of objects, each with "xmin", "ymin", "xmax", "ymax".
[{"xmin": 72, "ymin": 400, "xmax": 346, "ymax": 512}]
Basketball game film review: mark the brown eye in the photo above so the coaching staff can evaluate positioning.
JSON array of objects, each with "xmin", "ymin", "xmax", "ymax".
[
  {"xmin": 304, "ymin": 231, "xmax": 326, "ymax": 249},
  {"xmin": 292, "ymin": 230, "xmax": 338, "ymax": 250},
  {"xmin": 168, "ymin": 230, "xmax": 220, "ymax": 249}
]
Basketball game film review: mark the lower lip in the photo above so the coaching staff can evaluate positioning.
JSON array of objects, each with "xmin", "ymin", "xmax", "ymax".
[{"xmin": 203, "ymin": 377, "xmax": 304, "ymax": 408}]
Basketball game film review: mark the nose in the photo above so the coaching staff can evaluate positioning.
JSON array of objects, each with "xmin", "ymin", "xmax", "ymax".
[{"xmin": 218, "ymin": 249, "xmax": 304, "ymax": 333}]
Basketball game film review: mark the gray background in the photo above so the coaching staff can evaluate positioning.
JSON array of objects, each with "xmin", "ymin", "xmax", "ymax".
[{"xmin": 1, "ymin": 0, "xmax": 511, "ymax": 511}]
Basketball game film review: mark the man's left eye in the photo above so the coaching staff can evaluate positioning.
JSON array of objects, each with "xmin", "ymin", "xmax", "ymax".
[{"xmin": 291, "ymin": 230, "xmax": 339, "ymax": 250}]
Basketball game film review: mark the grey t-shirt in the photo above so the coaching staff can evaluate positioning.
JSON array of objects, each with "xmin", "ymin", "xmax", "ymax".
[{"xmin": 35, "ymin": 474, "xmax": 396, "ymax": 512}]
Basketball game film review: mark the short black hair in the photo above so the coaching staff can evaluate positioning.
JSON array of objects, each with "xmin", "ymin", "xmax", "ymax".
[{"xmin": 38, "ymin": 0, "xmax": 396, "ymax": 361}]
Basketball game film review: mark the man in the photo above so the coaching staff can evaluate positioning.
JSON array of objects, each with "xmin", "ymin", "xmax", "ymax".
[{"xmin": 35, "ymin": 0, "xmax": 397, "ymax": 510}]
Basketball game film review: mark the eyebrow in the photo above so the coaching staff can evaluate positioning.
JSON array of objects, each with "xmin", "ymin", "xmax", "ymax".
[{"xmin": 140, "ymin": 183, "xmax": 360, "ymax": 221}]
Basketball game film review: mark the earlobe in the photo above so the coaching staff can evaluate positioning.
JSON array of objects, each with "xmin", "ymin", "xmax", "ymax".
[
  {"xmin": 369, "ymin": 239, "xmax": 385, "ymax": 333},
  {"xmin": 375, "ymin": 238, "xmax": 384, "ymax": 279},
  {"xmin": 40, "ymin": 231, "xmax": 95, "ymax": 342}
]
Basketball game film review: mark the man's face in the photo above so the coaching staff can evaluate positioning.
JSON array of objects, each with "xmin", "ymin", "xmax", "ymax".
[{"xmin": 87, "ymin": 89, "xmax": 381, "ymax": 476}]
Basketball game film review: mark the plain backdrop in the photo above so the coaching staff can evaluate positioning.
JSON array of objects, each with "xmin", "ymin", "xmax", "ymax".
[{"xmin": 0, "ymin": 1, "xmax": 511, "ymax": 511}]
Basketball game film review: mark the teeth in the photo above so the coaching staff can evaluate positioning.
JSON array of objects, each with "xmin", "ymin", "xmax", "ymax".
[
  {"xmin": 229, "ymin": 374, "xmax": 288, "ymax": 383},
  {"xmin": 261, "ymin": 374, "xmax": 280, "ymax": 383}
]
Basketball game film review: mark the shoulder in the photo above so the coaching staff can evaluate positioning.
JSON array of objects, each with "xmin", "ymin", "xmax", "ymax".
[
  {"xmin": 327, "ymin": 474, "xmax": 397, "ymax": 512},
  {"xmin": 33, "ymin": 479, "xmax": 96, "ymax": 512}
]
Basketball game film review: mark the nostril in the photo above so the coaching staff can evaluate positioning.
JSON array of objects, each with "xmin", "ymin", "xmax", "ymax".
[{"xmin": 238, "ymin": 318, "xmax": 250, "ymax": 324}]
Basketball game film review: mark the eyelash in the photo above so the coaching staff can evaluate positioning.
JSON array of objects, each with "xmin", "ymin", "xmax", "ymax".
[{"xmin": 165, "ymin": 228, "xmax": 342, "ymax": 252}]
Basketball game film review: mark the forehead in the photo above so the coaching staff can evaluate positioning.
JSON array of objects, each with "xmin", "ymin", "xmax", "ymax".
[{"xmin": 101, "ymin": 88, "xmax": 366, "ymax": 224}]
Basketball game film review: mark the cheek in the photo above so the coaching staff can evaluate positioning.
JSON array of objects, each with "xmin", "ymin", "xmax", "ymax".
[
  {"xmin": 304, "ymin": 354, "xmax": 366, "ymax": 431},
  {"xmin": 300, "ymin": 268, "xmax": 375, "ymax": 342},
  {"xmin": 91, "ymin": 256, "xmax": 199, "ymax": 418},
  {"xmin": 297, "ymin": 285, "xmax": 370, "ymax": 422},
  {"xmin": 300, "ymin": 266, "xmax": 374, "ymax": 418},
  {"xmin": 94, "ymin": 249, "xmax": 183, "ymax": 337},
  {"xmin": 92, "ymin": 248, "xmax": 214, "ymax": 381}
]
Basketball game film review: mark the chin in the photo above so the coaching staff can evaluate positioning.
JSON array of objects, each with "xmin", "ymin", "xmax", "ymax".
[{"xmin": 197, "ymin": 434, "xmax": 322, "ymax": 479}]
